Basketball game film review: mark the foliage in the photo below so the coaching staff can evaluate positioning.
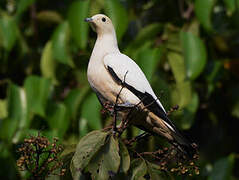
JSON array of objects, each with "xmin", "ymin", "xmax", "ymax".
[
  {"xmin": 0, "ymin": 0, "xmax": 239, "ymax": 179},
  {"xmin": 70, "ymin": 130, "xmax": 200, "ymax": 179},
  {"xmin": 17, "ymin": 133, "xmax": 65, "ymax": 179}
]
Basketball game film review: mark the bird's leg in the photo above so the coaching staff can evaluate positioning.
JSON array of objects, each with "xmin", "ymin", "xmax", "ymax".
[
  {"xmin": 112, "ymin": 71, "xmax": 129, "ymax": 133},
  {"xmin": 125, "ymin": 132, "xmax": 151, "ymax": 146},
  {"xmin": 118, "ymin": 97, "xmax": 146, "ymax": 135}
]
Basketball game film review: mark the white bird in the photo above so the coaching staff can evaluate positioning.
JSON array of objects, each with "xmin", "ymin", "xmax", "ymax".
[{"xmin": 85, "ymin": 14, "xmax": 196, "ymax": 158}]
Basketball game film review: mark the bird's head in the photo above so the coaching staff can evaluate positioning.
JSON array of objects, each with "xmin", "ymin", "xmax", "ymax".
[{"xmin": 85, "ymin": 14, "xmax": 115, "ymax": 35}]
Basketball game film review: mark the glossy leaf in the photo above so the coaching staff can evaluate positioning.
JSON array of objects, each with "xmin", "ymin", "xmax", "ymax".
[
  {"xmin": 64, "ymin": 88, "xmax": 85, "ymax": 120},
  {"xmin": 176, "ymin": 81, "xmax": 192, "ymax": 108},
  {"xmin": 130, "ymin": 158, "xmax": 147, "ymax": 180},
  {"xmin": 79, "ymin": 118, "xmax": 89, "ymax": 137},
  {"xmin": 151, "ymin": 75, "xmax": 171, "ymax": 110},
  {"xmin": 181, "ymin": 31, "xmax": 207, "ymax": 80},
  {"xmin": 195, "ymin": 0, "xmax": 216, "ymax": 31},
  {"xmin": 0, "ymin": 15, "xmax": 18, "ymax": 51},
  {"xmin": 81, "ymin": 93, "xmax": 102, "ymax": 130},
  {"xmin": 88, "ymin": 135, "xmax": 120, "ymax": 180},
  {"xmin": 0, "ymin": 84, "xmax": 28, "ymax": 142},
  {"xmin": 105, "ymin": 0, "xmax": 128, "ymax": 42},
  {"xmin": 181, "ymin": 92, "xmax": 199, "ymax": 130},
  {"xmin": 209, "ymin": 154, "xmax": 235, "ymax": 180},
  {"xmin": 147, "ymin": 162, "xmax": 165, "ymax": 180},
  {"xmin": 89, "ymin": 0, "xmax": 104, "ymax": 15},
  {"xmin": 0, "ymin": 100, "xmax": 7, "ymax": 119},
  {"xmin": 15, "ymin": 0, "xmax": 35, "ymax": 19},
  {"xmin": 71, "ymin": 130, "xmax": 108, "ymax": 178},
  {"xmin": 37, "ymin": 10, "xmax": 63, "ymax": 24},
  {"xmin": 119, "ymin": 140, "xmax": 130, "ymax": 173},
  {"xmin": 136, "ymin": 47, "xmax": 162, "ymax": 82},
  {"xmin": 168, "ymin": 52, "xmax": 186, "ymax": 83},
  {"xmin": 46, "ymin": 102, "xmax": 70, "ymax": 138},
  {"xmin": 40, "ymin": 41, "xmax": 58, "ymax": 84},
  {"xmin": 168, "ymin": 52, "xmax": 192, "ymax": 107},
  {"xmin": 52, "ymin": 21, "xmax": 74, "ymax": 67},
  {"xmin": 124, "ymin": 23, "xmax": 163, "ymax": 54},
  {"xmin": 24, "ymin": 76, "xmax": 52, "ymax": 117},
  {"xmin": 68, "ymin": 0, "xmax": 90, "ymax": 49}
]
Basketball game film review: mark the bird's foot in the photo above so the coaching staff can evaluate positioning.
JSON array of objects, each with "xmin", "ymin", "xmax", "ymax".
[{"xmin": 114, "ymin": 102, "xmax": 137, "ymax": 111}]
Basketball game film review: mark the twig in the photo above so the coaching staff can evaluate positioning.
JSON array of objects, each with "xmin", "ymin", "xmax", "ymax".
[
  {"xmin": 113, "ymin": 71, "xmax": 128, "ymax": 132},
  {"xmin": 178, "ymin": 0, "xmax": 194, "ymax": 19},
  {"xmin": 126, "ymin": 132, "xmax": 151, "ymax": 145},
  {"xmin": 167, "ymin": 105, "xmax": 179, "ymax": 116}
]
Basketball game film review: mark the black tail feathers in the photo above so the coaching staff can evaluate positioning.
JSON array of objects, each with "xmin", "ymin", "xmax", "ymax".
[{"xmin": 171, "ymin": 131, "xmax": 198, "ymax": 159}]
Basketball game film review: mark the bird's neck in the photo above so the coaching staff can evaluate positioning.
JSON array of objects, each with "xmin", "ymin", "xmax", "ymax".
[{"xmin": 92, "ymin": 33, "xmax": 120, "ymax": 58}]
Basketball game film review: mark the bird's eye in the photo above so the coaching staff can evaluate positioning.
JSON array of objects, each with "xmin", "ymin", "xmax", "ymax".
[{"xmin": 102, "ymin": 17, "xmax": 106, "ymax": 22}]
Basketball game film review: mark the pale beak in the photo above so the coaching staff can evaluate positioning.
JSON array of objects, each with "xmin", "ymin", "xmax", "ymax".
[{"xmin": 84, "ymin": 17, "xmax": 93, "ymax": 22}]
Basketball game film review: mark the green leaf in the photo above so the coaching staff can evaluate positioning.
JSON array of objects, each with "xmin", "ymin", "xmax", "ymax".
[
  {"xmin": 168, "ymin": 52, "xmax": 186, "ymax": 83},
  {"xmin": 79, "ymin": 118, "xmax": 89, "ymax": 137},
  {"xmin": 105, "ymin": 0, "xmax": 128, "ymax": 42},
  {"xmin": 68, "ymin": 0, "xmax": 90, "ymax": 49},
  {"xmin": 195, "ymin": 0, "xmax": 216, "ymax": 32},
  {"xmin": 0, "ymin": 84, "xmax": 28, "ymax": 142},
  {"xmin": 61, "ymin": 144, "xmax": 76, "ymax": 158},
  {"xmin": 40, "ymin": 41, "xmax": 58, "ymax": 84},
  {"xmin": 46, "ymin": 102, "xmax": 70, "ymax": 138},
  {"xmin": 151, "ymin": 75, "xmax": 171, "ymax": 110},
  {"xmin": 71, "ymin": 130, "xmax": 108, "ymax": 179},
  {"xmin": 168, "ymin": 52, "xmax": 192, "ymax": 107},
  {"xmin": 81, "ymin": 93, "xmax": 102, "ymax": 130},
  {"xmin": 89, "ymin": 0, "xmax": 104, "ymax": 15},
  {"xmin": 37, "ymin": 10, "xmax": 63, "ymax": 24},
  {"xmin": 52, "ymin": 21, "xmax": 74, "ymax": 67},
  {"xmin": 146, "ymin": 162, "xmax": 165, "ymax": 180},
  {"xmin": 136, "ymin": 47, "xmax": 162, "ymax": 82},
  {"xmin": 124, "ymin": 23, "xmax": 163, "ymax": 54},
  {"xmin": 130, "ymin": 158, "xmax": 147, "ymax": 180},
  {"xmin": 15, "ymin": 0, "xmax": 35, "ymax": 19},
  {"xmin": 24, "ymin": 76, "xmax": 52, "ymax": 117},
  {"xmin": 0, "ymin": 15, "xmax": 18, "ymax": 51},
  {"xmin": 172, "ymin": 81, "xmax": 192, "ymax": 108},
  {"xmin": 181, "ymin": 31, "xmax": 207, "ymax": 80},
  {"xmin": 119, "ymin": 140, "xmax": 130, "ymax": 173},
  {"xmin": 209, "ymin": 154, "xmax": 235, "ymax": 180},
  {"xmin": 181, "ymin": 92, "xmax": 199, "ymax": 130},
  {"xmin": 88, "ymin": 135, "xmax": 120, "ymax": 180},
  {"xmin": 0, "ymin": 99, "xmax": 7, "ymax": 119},
  {"xmin": 64, "ymin": 89, "xmax": 83, "ymax": 120}
]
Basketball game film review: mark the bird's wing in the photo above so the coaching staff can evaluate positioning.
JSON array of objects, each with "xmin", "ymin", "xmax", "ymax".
[{"xmin": 103, "ymin": 53, "xmax": 176, "ymax": 131}]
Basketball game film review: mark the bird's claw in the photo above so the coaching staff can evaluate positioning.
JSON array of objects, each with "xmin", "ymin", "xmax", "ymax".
[{"xmin": 114, "ymin": 102, "xmax": 136, "ymax": 111}]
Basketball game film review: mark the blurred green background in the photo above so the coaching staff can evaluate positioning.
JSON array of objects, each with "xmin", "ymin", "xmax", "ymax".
[{"xmin": 0, "ymin": 0, "xmax": 239, "ymax": 179}]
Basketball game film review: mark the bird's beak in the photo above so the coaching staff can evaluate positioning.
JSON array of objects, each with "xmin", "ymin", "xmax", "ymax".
[
  {"xmin": 84, "ymin": 17, "xmax": 93, "ymax": 22},
  {"xmin": 85, "ymin": 17, "xmax": 96, "ymax": 32}
]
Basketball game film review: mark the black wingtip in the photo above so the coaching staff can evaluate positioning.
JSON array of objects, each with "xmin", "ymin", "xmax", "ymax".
[{"xmin": 170, "ymin": 128, "xmax": 198, "ymax": 159}]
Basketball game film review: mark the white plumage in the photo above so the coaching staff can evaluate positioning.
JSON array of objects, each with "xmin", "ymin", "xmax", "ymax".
[
  {"xmin": 85, "ymin": 14, "xmax": 196, "ymax": 158},
  {"xmin": 103, "ymin": 53, "xmax": 166, "ymax": 113}
]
